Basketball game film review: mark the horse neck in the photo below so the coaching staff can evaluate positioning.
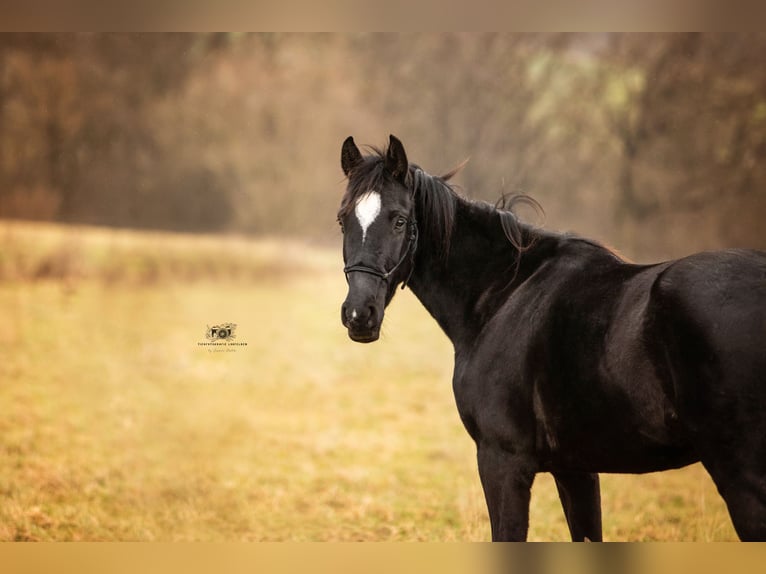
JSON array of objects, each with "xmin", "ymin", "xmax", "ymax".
[{"xmin": 407, "ymin": 198, "xmax": 553, "ymax": 349}]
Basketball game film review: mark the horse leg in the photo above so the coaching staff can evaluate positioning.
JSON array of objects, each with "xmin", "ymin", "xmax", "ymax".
[
  {"xmin": 700, "ymin": 460, "xmax": 766, "ymax": 541},
  {"xmin": 720, "ymin": 480, "xmax": 766, "ymax": 541},
  {"xmin": 552, "ymin": 471, "xmax": 603, "ymax": 541},
  {"xmin": 476, "ymin": 443, "xmax": 536, "ymax": 541},
  {"xmin": 683, "ymin": 406, "xmax": 766, "ymax": 540}
]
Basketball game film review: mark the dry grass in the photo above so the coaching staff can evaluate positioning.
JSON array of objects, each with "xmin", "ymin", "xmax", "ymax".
[
  {"xmin": 0, "ymin": 220, "xmax": 329, "ymax": 285},
  {"xmin": 0, "ymin": 221, "xmax": 738, "ymax": 541}
]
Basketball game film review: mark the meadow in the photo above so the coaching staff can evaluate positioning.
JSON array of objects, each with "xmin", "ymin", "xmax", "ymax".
[{"xmin": 0, "ymin": 221, "xmax": 738, "ymax": 541}]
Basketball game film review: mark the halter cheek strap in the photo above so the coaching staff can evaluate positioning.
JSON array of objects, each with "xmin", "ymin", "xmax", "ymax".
[{"xmin": 343, "ymin": 220, "xmax": 418, "ymax": 289}]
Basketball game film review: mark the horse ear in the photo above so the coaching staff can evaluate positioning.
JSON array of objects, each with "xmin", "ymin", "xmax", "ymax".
[
  {"xmin": 386, "ymin": 134, "xmax": 409, "ymax": 183},
  {"xmin": 341, "ymin": 136, "xmax": 363, "ymax": 177}
]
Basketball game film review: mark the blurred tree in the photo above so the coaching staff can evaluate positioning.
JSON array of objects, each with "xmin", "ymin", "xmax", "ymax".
[
  {"xmin": 356, "ymin": 33, "xmax": 618, "ymax": 239},
  {"xmin": 0, "ymin": 33, "xmax": 235, "ymax": 230},
  {"xmin": 358, "ymin": 33, "xmax": 766, "ymax": 257},
  {"xmin": 603, "ymin": 33, "xmax": 766, "ymax": 253}
]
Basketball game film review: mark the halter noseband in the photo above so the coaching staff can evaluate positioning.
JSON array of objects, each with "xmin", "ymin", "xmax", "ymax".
[{"xmin": 343, "ymin": 219, "xmax": 418, "ymax": 290}]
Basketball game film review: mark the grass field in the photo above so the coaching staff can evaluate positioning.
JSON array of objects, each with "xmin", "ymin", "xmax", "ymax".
[{"xmin": 0, "ymin": 221, "xmax": 738, "ymax": 541}]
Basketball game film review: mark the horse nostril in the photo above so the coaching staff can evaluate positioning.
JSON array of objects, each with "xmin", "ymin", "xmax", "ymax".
[
  {"xmin": 341, "ymin": 303, "xmax": 353, "ymax": 327},
  {"xmin": 344, "ymin": 305, "xmax": 363, "ymax": 327},
  {"xmin": 366, "ymin": 306, "xmax": 377, "ymax": 328}
]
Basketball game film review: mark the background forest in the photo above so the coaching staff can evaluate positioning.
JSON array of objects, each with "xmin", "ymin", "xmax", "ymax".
[{"xmin": 1, "ymin": 33, "xmax": 765, "ymax": 260}]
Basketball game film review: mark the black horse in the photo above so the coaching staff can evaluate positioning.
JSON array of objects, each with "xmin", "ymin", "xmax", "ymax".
[{"xmin": 337, "ymin": 135, "xmax": 766, "ymax": 541}]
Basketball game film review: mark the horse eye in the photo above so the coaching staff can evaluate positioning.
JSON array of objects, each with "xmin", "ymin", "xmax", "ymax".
[
  {"xmin": 337, "ymin": 218, "xmax": 345, "ymax": 233},
  {"xmin": 394, "ymin": 217, "xmax": 407, "ymax": 230}
]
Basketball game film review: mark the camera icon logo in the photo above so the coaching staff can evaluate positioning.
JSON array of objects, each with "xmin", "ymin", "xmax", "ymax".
[{"xmin": 206, "ymin": 323, "xmax": 237, "ymax": 341}]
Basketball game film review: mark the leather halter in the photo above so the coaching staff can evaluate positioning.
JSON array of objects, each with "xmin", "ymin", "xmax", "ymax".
[{"xmin": 343, "ymin": 219, "xmax": 418, "ymax": 289}]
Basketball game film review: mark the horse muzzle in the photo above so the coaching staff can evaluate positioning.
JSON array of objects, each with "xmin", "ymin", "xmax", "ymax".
[{"xmin": 341, "ymin": 300, "xmax": 382, "ymax": 343}]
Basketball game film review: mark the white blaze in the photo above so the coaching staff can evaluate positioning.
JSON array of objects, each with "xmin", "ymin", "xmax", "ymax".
[{"xmin": 354, "ymin": 191, "xmax": 381, "ymax": 243}]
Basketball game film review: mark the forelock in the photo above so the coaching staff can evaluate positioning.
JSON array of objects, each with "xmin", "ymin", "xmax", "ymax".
[{"xmin": 338, "ymin": 149, "xmax": 390, "ymax": 218}]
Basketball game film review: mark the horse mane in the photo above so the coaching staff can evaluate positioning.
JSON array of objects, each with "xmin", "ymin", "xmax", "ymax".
[{"xmin": 338, "ymin": 145, "xmax": 540, "ymax": 261}]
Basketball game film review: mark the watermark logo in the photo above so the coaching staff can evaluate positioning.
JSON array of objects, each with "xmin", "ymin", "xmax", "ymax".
[
  {"xmin": 198, "ymin": 322, "xmax": 247, "ymax": 352},
  {"xmin": 206, "ymin": 322, "xmax": 237, "ymax": 341}
]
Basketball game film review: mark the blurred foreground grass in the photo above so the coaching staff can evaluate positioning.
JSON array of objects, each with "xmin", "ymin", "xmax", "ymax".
[{"xmin": 0, "ymin": 221, "xmax": 737, "ymax": 540}]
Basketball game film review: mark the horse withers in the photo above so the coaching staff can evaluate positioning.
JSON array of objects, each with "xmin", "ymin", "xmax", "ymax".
[{"xmin": 337, "ymin": 134, "xmax": 766, "ymax": 541}]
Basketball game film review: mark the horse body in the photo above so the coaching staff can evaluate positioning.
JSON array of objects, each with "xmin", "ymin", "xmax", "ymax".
[
  {"xmin": 338, "ymin": 135, "xmax": 766, "ymax": 541},
  {"xmin": 445, "ymin": 250, "xmax": 694, "ymax": 474}
]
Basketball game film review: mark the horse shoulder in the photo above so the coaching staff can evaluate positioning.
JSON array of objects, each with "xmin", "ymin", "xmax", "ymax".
[{"xmin": 451, "ymin": 247, "xmax": 621, "ymax": 451}]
